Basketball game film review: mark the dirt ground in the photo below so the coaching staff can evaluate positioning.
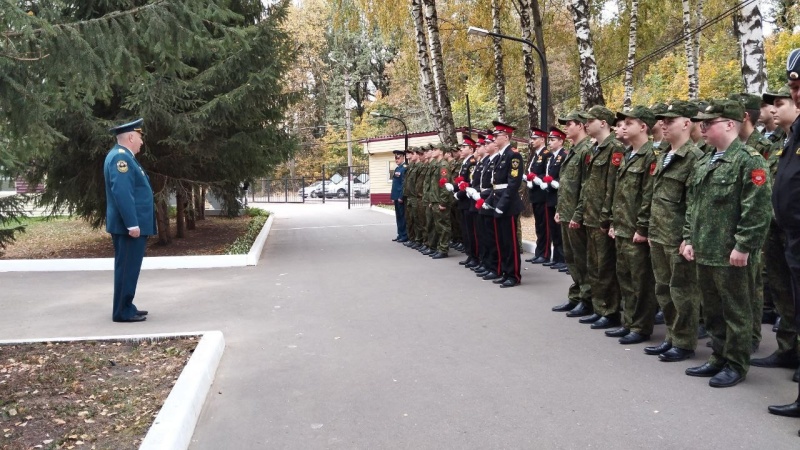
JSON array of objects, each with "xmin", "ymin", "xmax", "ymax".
[
  {"xmin": 0, "ymin": 337, "xmax": 197, "ymax": 450},
  {"xmin": 1, "ymin": 216, "xmax": 251, "ymax": 260}
]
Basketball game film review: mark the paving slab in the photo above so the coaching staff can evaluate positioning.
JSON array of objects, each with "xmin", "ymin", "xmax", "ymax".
[{"xmin": 1, "ymin": 202, "xmax": 798, "ymax": 449}]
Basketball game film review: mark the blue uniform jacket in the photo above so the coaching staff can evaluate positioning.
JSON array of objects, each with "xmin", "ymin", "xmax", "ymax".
[
  {"xmin": 391, "ymin": 163, "xmax": 407, "ymax": 200},
  {"xmin": 104, "ymin": 144, "xmax": 157, "ymax": 236}
]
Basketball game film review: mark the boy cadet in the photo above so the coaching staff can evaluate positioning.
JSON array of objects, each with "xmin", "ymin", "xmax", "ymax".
[
  {"xmin": 614, "ymin": 116, "xmax": 629, "ymax": 146},
  {"xmin": 409, "ymin": 147, "xmax": 429, "ymax": 250},
  {"xmin": 421, "ymin": 145, "xmax": 439, "ymax": 255},
  {"xmin": 466, "ymin": 135, "xmax": 489, "ymax": 271},
  {"xmin": 455, "ymin": 137, "xmax": 479, "ymax": 266},
  {"xmin": 490, "ymin": 121, "xmax": 525, "ymax": 288},
  {"xmin": 760, "ymin": 95, "xmax": 786, "ymax": 144},
  {"xmin": 544, "ymin": 127, "xmax": 567, "ymax": 271},
  {"xmin": 605, "ymin": 106, "xmax": 658, "ymax": 345},
  {"xmin": 576, "ymin": 105, "xmax": 625, "ymax": 329},
  {"xmin": 681, "ymin": 99, "xmax": 771, "ymax": 388},
  {"xmin": 754, "ymin": 84, "xmax": 800, "ymax": 381},
  {"xmin": 402, "ymin": 148, "xmax": 419, "ymax": 248},
  {"xmin": 525, "ymin": 127, "xmax": 552, "ymax": 264},
  {"xmin": 552, "ymin": 111, "xmax": 594, "ymax": 316},
  {"xmin": 649, "ymin": 102, "xmax": 672, "ymax": 156},
  {"xmin": 390, "ymin": 150, "xmax": 409, "ymax": 243},
  {"xmin": 475, "ymin": 132, "xmax": 502, "ymax": 280},
  {"xmin": 428, "ymin": 144, "xmax": 454, "ymax": 259},
  {"xmin": 645, "ymin": 100, "xmax": 704, "ymax": 362},
  {"xmin": 415, "ymin": 146, "xmax": 432, "ymax": 253},
  {"xmin": 689, "ymin": 100, "xmax": 715, "ymax": 154}
]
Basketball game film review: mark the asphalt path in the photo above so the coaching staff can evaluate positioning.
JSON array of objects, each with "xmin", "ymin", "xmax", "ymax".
[{"xmin": 1, "ymin": 202, "xmax": 798, "ymax": 449}]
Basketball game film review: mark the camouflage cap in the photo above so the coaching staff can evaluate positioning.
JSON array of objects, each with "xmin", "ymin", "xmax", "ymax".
[
  {"xmin": 649, "ymin": 102, "xmax": 669, "ymax": 116},
  {"xmin": 691, "ymin": 99, "xmax": 745, "ymax": 122},
  {"xmin": 557, "ymin": 110, "xmax": 590, "ymax": 125},
  {"xmin": 728, "ymin": 93, "xmax": 763, "ymax": 110},
  {"xmin": 656, "ymin": 100, "xmax": 699, "ymax": 120},
  {"xmin": 762, "ymin": 84, "xmax": 792, "ymax": 106},
  {"xmin": 690, "ymin": 99, "xmax": 710, "ymax": 112},
  {"xmin": 413, "ymin": 146, "xmax": 425, "ymax": 154},
  {"xmin": 585, "ymin": 105, "xmax": 616, "ymax": 124},
  {"xmin": 615, "ymin": 105, "xmax": 657, "ymax": 130}
]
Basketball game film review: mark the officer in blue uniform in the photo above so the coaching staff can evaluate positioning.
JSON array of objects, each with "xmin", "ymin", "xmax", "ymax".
[
  {"xmin": 104, "ymin": 118, "xmax": 156, "ymax": 322},
  {"xmin": 391, "ymin": 149, "xmax": 409, "ymax": 243}
]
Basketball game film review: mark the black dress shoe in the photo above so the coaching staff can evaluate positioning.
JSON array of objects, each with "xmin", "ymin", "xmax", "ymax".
[
  {"xmin": 114, "ymin": 315, "xmax": 147, "ymax": 323},
  {"xmin": 654, "ymin": 310, "xmax": 665, "ymax": 325},
  {"xmin": 560, "ymin": 268, "xmax": 570, "ymax": 274},
  {"xmin": 493, "ymin": 276, "xmax": 509, "ymax": 284},
  {"xmin": 431, "ymin": 252, "xmax": 448, "ymax": 259},
  {"xmin": 418, "ymin": 245, "xmax": 429, "ymax": 252},
  {"xmin": 590, "ymin": 316, "xmax": 620, "ymax": 329},
  {"xmin": 409, "ymin": 242, "xmax": 421, "ymax": 249},
  {"xmin": 709, "ymin": 367, "xmax": 745, "ymax": 388},
  {"xmin": 794, "ymin": 366, "xmax": 800, "ymax": 383},
  {"xmin": 482, "ymin": 272, "xmax": 501, "ymax": 281},
  {"xmin": 552, "ymin": 302, "xmax": 577, "ymax": 312},
  {"xmin": 531, "ymin": 256, "xmax": 548, "ymax": 264},
  {"xmin": 470, "ymin": 264, "xmax": 485, "ymax": 271},
  {"xmin": 605, "ymin": 327, "xmax": 630, "ymax": 338},
  {"xmin": 135, "ymin": 310, "xmax": 148, "ymax": 316},
  {"xmin": 697, "ymin": 324, "xmax": 709, "ymax": 339},
  {"xmin": 645, "ymin": 341, "xmax": 672, "ymax": 355},
  {"xmin": 542, "ymin": 261, "xmax": 556, "ymax": 267},
  {"xmin": 751, "ymin": 351, "xmax": 800, "ymax": 368},
  {"xmin": 768, "ymin": 401, "xmax": 800, "ymax": 418},
  {"xmin": 392, "ymin": 237, "xmax": 399, "ymax": 241},
  {"xmin": 465, "ymin": 261, "xmax": 480, "ymax": 269},
  {"xmin": 397, "ymin": 238, "xmax": 408, "ymax": 243},
  {"xmin": 499, "ymin": 278, "xmax": 520, "ymax": 288},
  {"xmin": 422, "ymin": 249, "xmax": 436, "ymax": 256},
  {"xmin": 567, "ymin": 304, "xmax": 592, "ymax": 318},
  {"xmin": 619, "ymin": 332, "xmax": 649, "ymax": 344},
  {"xmin": 659, "ymin": 347, "xmax": 695, "ymax": 362},
  {"xmin": 685, "ymin": 362, "xmax": 723, "ymax": 377},
  {"xmin": 579, "ymin": 313, "xmax": 602, "ymax": 324},
  {"xmin": 475, "ymin": 270, "xmax": 489, "ymax": 277},
  {"xmin": 549, "ymin": 263, "xmax": 566, "ymax": 270}
]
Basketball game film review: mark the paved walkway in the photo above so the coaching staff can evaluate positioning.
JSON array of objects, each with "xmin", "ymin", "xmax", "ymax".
[{"xmin": 1, "ymin": 202, "xmax": 798, "ymax": 448}]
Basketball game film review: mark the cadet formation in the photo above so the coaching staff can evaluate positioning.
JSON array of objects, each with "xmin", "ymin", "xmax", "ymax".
[{"xmin": 390, "ymin": 48, "xmax": 800, "ymax": 431}]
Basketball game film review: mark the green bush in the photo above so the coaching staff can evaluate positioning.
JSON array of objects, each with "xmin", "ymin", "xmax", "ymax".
[
  {"xmin": 244, "ymin": 206, "xmax": 269, "ymax": 217},
  {"xmin": 226, "ymin": 215, "xmax": 268, "ymax": 254}
]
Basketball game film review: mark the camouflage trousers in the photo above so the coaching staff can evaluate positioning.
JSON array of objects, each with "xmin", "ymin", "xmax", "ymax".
[
  {"xmin": 749, "ymin": 252, "xmax": 763, "ymax": 348},
  {"xmin": 415, "ymin": 199, "xmax": 429, "ymax": 244},
  {"xmin": 434, "ymin": 205, "xmax": 452, "ymax": 253},
  {"xmin": 562, "ymin": 223, "xmax": 591, "ymax": 307},
  {"xmin": 764, "ymin": 223, "xmax": 798, "ymax": 355},
  {"xmin": 650, "ymin": 242, "xmax": 700, "ymax": 350},
  {"xmin": 616, "ymin": 238, "xmax": 657, "ymax": 335},
  {"xmin": 587, "ymin": 226, "xmax": 620, "ymax": 317},
  {"xmin": 698, "ymin": 264, "xmax": 754, "ymax": 375},
  {"xmin": 405, "ymin": 199, "xmax": 417, "ymax": 242}
]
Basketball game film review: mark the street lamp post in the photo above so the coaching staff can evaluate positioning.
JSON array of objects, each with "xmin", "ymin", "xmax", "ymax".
[
  {"xmin": 467, "ymin": 26, "xmax": 549, "ymax": 131},
  {"xmin": 370, "ymin": 112, "xmax": 408, "ymax": 154}
]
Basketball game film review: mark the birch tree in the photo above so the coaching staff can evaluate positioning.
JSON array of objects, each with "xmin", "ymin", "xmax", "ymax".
[
  {"xmin": 516, "ymin": 0, "xmax": 540, "ymax": 132},
  {"xmin": 733, "ymin": 0, "xmax": 767, "ymax": 94},
  {"xmin": 422, "ymin": 0, "xmax": 457, "ymax": 146},
  {"xmin": 491, "ymin": 0, "xmax": 507, "ymax": 122},
  {"xmin": 623, "ymin": 0, "xmax": 639, "ymax": 109},
  {"xmin": 410, "ymin": 0, "xmax": 442, "ymax": 133},
  {"xmin": 568, "ymin": 0, "xmax": 604, "ymax": 107},
  {"xmin": 529, "ymin": 0, "xmax": 553, "ymax": 126},
  {"xmin": 682, "ymin": 0, "xmax": 699, "ymax": 100}
]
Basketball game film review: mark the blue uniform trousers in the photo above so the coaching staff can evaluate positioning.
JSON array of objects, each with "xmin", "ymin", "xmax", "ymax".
[
  {"xmin": 111, "ymin": 234, "xmax": 148, "ymax": 321},
  {"xmin": 394, "ymin": 200, "xmax": 408, "ymax": 240}
]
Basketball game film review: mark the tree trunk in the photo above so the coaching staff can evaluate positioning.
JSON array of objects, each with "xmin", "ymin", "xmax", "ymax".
[
  {"xmin": 683, "ymin": 0, "xmax": 699, "ymax": 100},
  {"xmin": 734, "ymin": 1, "xmax": 767, "ymax": 94},
  {"xmin": 197, "ymin": 186, "xmax": 206, "ymax": 220},
  {"xmin": 623, "ymin": 0, "xmax": 639, "ymax": 109},
  {"xmin": 150, "ymin": 174, "xmax": 171, "ymax": 245},
  {"xmin": 175, "ymin": 186, "xmax": 186, "ymax": 238},
  {"xmin": 694, "ymin": 0, "xmax": 704, "ymax": 74},
  {"xmin": 517, "ymin": 0, "xmax": 539, "ymax": 134},
  {"xmin": 491, "ymin": 0, "xmax": 507, "ymax": 122},
  {"xmin": 186, "ymin": 186, "xmax": 196, "ymax": 231},
  {"xmin": 422, "ymin": 0, "xmax": 457, "ymax": 147},
  {"xmin": 411, "ymin": 0, "xmax": 442, "ymax": 133},
  {"xmin": 529, "ymin": 0, "xmax": 554, "ymax": 126},
  {"xmin": 569, "ymin": 0, "xmax": 605, "ymax": 108}
]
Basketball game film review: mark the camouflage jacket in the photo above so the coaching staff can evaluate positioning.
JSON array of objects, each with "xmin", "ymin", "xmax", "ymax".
[
  {"xmin": 649, "ymin": 141, "xmax": 704, "ymax": 246},
  {"xmin": 402, "ymin": 162, "xmax": 417, "ymax": 200},
  {"xmin": 745, "ymin": 130, "xmax": 773, "ymax": 159},
  {"xmin": 576, "ymin": 134, "xmax": 625, "ymax": 229},
  {"xmin": 610, "ymin": 141, "xmax": 656, "ymax": 239},
  {"xmin": 766, "ymin": 127, "xmax": 786, "ymax": 146},
  {"xmin": 557, "ymin": 136, "xmax": 592, "ymax": 220},
  {"xmin": 652, "ymin": 139, "xmax": 670, "ymax": 158},
  {"xmin": 421, "ymin": 162, "xmax": 435, "ymax": 203},
  {"xmin": 684, "ymin": 139, "xmax": 771, "ymax": 266}
]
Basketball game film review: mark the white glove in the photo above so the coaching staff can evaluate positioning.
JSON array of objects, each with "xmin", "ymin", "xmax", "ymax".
[
  {"xmin": 539, "ymin": 182, "xmax": 549, "ymax": 190},
  {"xmin": 453, "ymin": 192, "xmax": 459, "ymax": 200},
  {"xmin": 466, "ymin": 187, "xmax": 477, "ymax": 198},
  {"xmin": 445, "ymin": 182, "xmax": 454, "ymax": 192},
  {"xmin": 495, "ymin": 208, "xmax": 503, "ymax": 215},
  {"xmin": 534, "ymin": 177, "xmax": 544, "ymax": 187},
  {"xmin": 526, "ymin": 181, "xmax": 533, "ymax": 189},
  {"xmin": 471, "ymin": 190, "xmax": 481, "ymax": 201},
  {"xmin": 481, "ymin": 202, "xmax": 492, "ymax": 210},
  {"xmin": 551, "ymin": 180, "xmax": 560, "ymax": 189}
]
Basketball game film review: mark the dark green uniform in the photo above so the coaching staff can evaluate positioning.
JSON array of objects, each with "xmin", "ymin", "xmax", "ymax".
[
  {"xmin": 650, "ymin": 141, "xmax": 704, "ymax": 350},
  {"xmin": 685, "ymin": 139, "xmax": 771, "ymax": 375},
  {"xmin": 403, "ymin": 161, "xmax": 418, "ymax": 243},
  {"xmin": 611, "ymin": 142, "xmax": 657, "ymax": 336},
  {"xmin": 429, "ymin": 159, "xmax": 453, "ymax": 253}
]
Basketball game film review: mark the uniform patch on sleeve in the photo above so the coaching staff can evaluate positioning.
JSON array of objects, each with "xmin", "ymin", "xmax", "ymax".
[
  {"xmin": 751, "ymin": 168, "xmax": 767, "ymax": 186},
  {"xmin": 649, "ymin": 162, "xmax": 656, "ymax": 176},
  {"xmin": 116, "ymin": 160, "xmax": 128, "ymax": 173},
  {"xmin": 611, "ymin": 152, "xmax": 623, "ymax": 167},
  {"xmin": 511, "ymin": 169, "xmax": 519, "ymax": 178},
  {"xmin": 511, "ymin": 159, "xmax": 520, "ymax": 169}
]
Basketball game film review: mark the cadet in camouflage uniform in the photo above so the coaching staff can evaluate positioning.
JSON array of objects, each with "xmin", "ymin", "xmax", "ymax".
[
  {"xmin": 552, "ymin": 111, "xmax": 594, "ymax": 316},
  {"xmin": 402, "ymin": 148, "xmax": 419, "ymax": 248},
  {"xmin": 682, "ymin": 100, "xmax": 771, "ymax": 388},
  {"xmin": 429, "ymin": 144, "xmax": 454, "ymax": 258},
  {"xmin": 575, "ymin": 105, "xmax": 625, "ymax": 329},
  {"xmin": 644, "ymin": 100, "xmax": 704, "ymax": 362},
  {"xmin": 753, "ymin": 85, "xmax": 800, "ymax": 379},
  {"xmin": 420, "ymin": 146, "xmax": 438, "ymax": 254},
  {"xmin": 604, "ymin": 106, "xmax": 658, "ymax": 345},
  {"xmin": 649, "ymin": 102, "xmax": 672, "ymax": 157},
  {"xmin": 413, "ymin": 147, "xmax": 432, "ymax": 251},
  {"xmin": 690, "ymin": 100, "xmax": 715, "ymax": 154}
]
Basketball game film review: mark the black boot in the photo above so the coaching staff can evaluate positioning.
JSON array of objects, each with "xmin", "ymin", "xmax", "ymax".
[{"xmin": 768, "ymin": 384, "xmax": 800, "ymax": 417}]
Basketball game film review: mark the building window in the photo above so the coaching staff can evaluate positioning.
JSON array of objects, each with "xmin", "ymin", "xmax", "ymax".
[{"xmin": 387, "ymin": 160, "xmax": 396, "ymax": 182}]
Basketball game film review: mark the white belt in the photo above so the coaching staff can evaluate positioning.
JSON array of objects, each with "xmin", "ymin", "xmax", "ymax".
[
  {"xmin": 481, "ymin": 188, "xmax": 491, "ymax": 192},
  {"xmin": 493, "ymin": 184, "xmax": 508, "ymax": 189}
]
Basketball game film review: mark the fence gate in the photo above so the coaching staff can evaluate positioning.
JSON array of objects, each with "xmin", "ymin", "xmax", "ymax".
[{"xmin": 250, "ymin": 178, "xmax": 305, "ymax": 203}]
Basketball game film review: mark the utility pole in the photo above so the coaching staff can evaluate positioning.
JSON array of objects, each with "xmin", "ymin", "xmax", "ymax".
[{"xmin": 344, "ymin": 74, "xmax": 353, "ymax": 167}]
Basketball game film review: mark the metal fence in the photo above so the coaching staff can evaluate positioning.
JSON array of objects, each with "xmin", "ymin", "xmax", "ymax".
[{"xmin": 252, "ymin": 164, "xmax": 370, "ymax": 208}]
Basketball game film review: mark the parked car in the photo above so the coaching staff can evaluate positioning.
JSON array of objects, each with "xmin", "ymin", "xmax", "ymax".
[
  {"xmin": 352, "ymin": 177, "xmax": 370, "ymax": 198},
  {"xmin": 298, "ymin": 181, "xmax": 323, "ymax": 198}
]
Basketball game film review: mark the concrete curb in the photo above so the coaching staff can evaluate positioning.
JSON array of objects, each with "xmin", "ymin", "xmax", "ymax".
[
  {"xmin": 368, "ymin": 206, "xmax": 536, "ymax": 253},
  {"xmin": 0, "ymin": 331, "xmax": 225, "ymax": 450},
  {"xmin": 0, "ymin": 212, "xmax": 274, "ymax": 273}
]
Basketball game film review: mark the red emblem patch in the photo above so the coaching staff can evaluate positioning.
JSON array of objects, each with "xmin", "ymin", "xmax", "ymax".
[
  {"xmin": 751, "ymin": 169, "xmax": 767, "ymax": 186},
  {"xmin": 649, "ymin": 162, "xmax": 656, "ymax": 176},
  {"xmin": 440, "ymin": 168, "xmax": 448, "ymax": 176},
  {"xmin": 585, "ymin": 154, "xmax": 591, "ymax": 165},
  {"xmin": 611, "ymin": 152, "xmax": 623, "ymax": 167}
]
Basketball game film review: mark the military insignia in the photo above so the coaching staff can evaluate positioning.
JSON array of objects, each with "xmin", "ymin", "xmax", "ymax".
[
  {"xmin": 795, "ymin": 147, "xmax": 800, "ymax": 155},
  {"xmin": 751, "ymin": 169, "xmax": 767, "ymax": 186},
  {"xmin": 536, "ymin": 156, "xmax": 543, "ymax": 163},
  {"xmin": 511, "ymin": 169, "xmax": 519, "ymax": 177},
  {"xmin": 791, "ymin": 72, "xmax": 799, "ymax": 80},
  {"xmin": 511, "ymin": 159, "xmax": 520, "ymax": 169},
  {"xmin": 556, "ymin": 156, "xmax": 562, "ymax": 162},
  {"xmin": 585, "ymin": 154, "xmax": 591, "ymax": 165},
  {"xmin": 394, "ymin": 171, "xmax": 401, "ymax": 177},
  {"xmin": 440, "ymin": 168, "xmax": 448, "ymax": 176},
  {"xmin": 705, "ymin": 106, "xmax": 713, "ymax": 112},
  {"xmin": 649, "ymin": 162, "xmax": 656, "ymax": 176},
  {"xmin": 116, "ymin": 160, "xmax": 128, "ymax": 173},
  {"xmin": 118, "ymin": 149, "xmax": 126, "ymax": 153},
  {"xmin": 777, "ymin": 149, "xmax": 783, "ymax": 156},
  {"xmin": 611, "ymin": 152, "xmax": 623, "ymax": 167},
  {"xmin": 470, "ymin": 157, "xmax": 476, "ymax": 164}
]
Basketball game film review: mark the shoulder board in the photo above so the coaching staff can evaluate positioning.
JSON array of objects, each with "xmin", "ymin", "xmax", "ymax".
[
  {"xmin": 469, "ymin": 157, "xmax": 476, "ymax": 164},
  {"xmin": 749, "ymin": 150, "xmax": 761, "ymax": 157},
  {"xmin": 118, "ymin": 149, "xmax": 126, "ymax": 153}
]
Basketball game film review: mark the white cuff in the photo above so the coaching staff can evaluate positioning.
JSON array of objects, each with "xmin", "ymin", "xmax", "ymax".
[
  {"xmin": 551, "ymin": 180, "xmax": 560, "ymax": 189},
  {"xmin": 526, "ymin": 181, "xmax": 533, "ymax": 189},
  {"xmin": 445, "ymin": 183, "xmax": 454, "ymax": 192}
]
